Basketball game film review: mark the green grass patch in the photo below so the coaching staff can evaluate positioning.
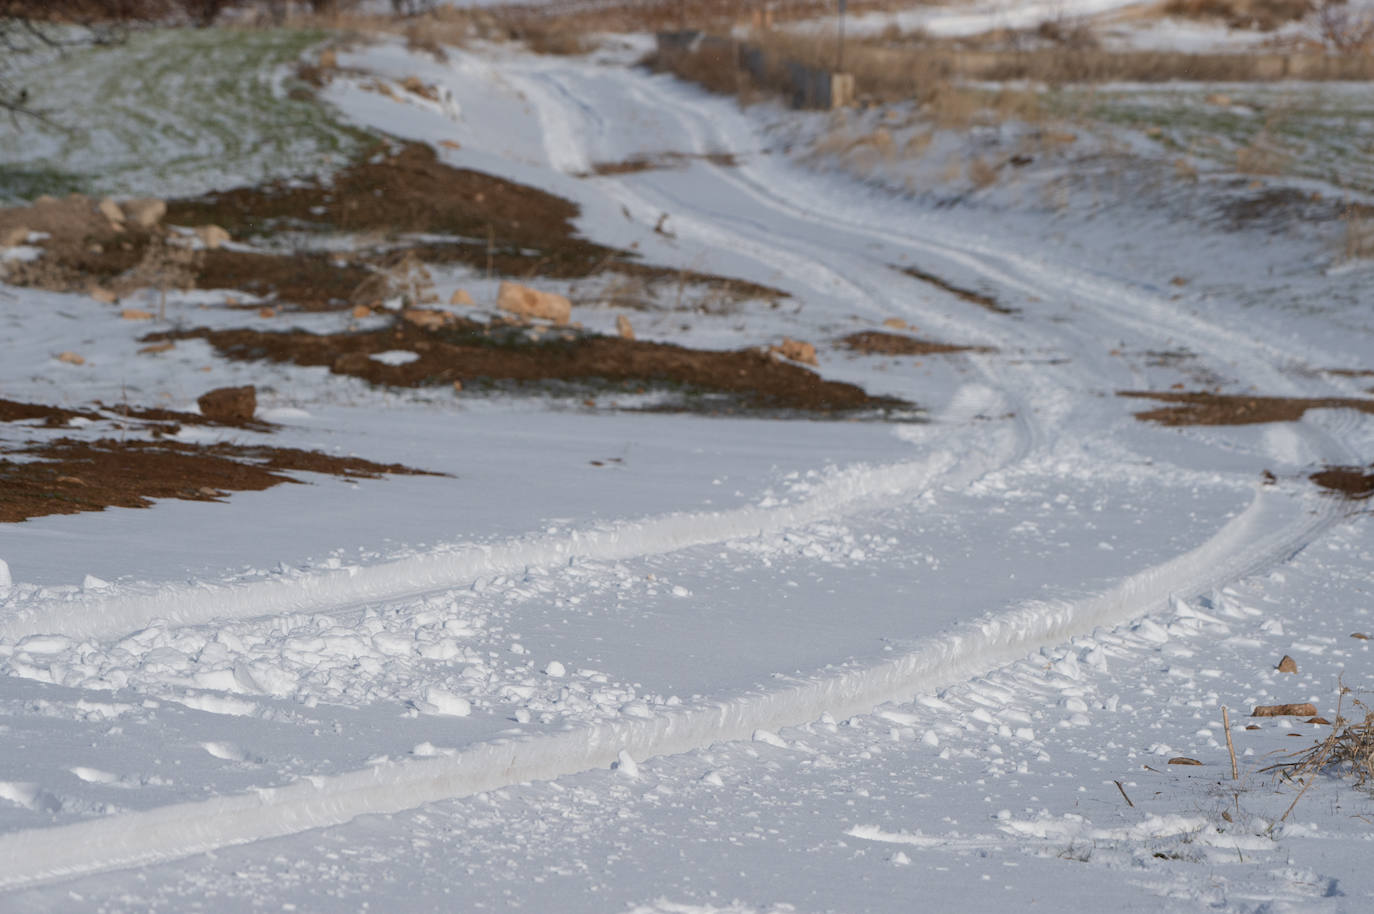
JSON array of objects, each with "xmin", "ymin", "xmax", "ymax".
[{"xmin": 0, "ymin": 26, "xmax": 374, "ymax": 204}]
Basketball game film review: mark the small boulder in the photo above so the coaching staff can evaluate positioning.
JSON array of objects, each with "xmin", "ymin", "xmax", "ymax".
[
  {"xmin": 771, "ymin": 337, "xmax": 818, "ymax": 366},
  {"xmin": 1167, "ymin": 757, "xmax": 1203, "ymax": 766},
  {"xmin": 882, "ymin": 317, "xmax": 908, "ymax": 330},
  {"xmin": 350, "ymin": 303, "xmax": 373, "ymax": 319},
  {"xmin": 1252, "ymin": 703, "xmax": 1319, "ymax": 717},
  {"xmin": 97, "ymin": 197, "xmax": 125, "ymax": 225},
  {"xmin": 120, "ymin": 308, "xmax": 153, "ymax": 320},
  {"xmin": 616, "ymin": 314, "xmax": 635, "ymax": 340},
  {"xmin": 123, "ymin": 198, "xmax": 167, "ymax": 230},
  {"xmin": 196, "ymin": 224, "xmax": 231, "ymax": 250},
  {"xmin": 402, "ymin": 308, "xmax": 454, "ymax": 331},
  {"xmin": 1276, "ymin": 655, "xmax": 1298, "ymax": 674},
  {"xmin": 197, "ymin": 385, "xmax": 256, "ymax": 423},
  {"xmin": 56, "ymin": 351, "xmax": 85, "ymax": 366},
  {"xmin": 448, "ymin": 288, "xmax": 474, "ymax": 306},
  {"xmin": 89, "ymin": 286, "xmax": 118, "ymax": 304},
  {"xmin": 497, "ymin": 281, "xmax": 571, "ymax": 325}
]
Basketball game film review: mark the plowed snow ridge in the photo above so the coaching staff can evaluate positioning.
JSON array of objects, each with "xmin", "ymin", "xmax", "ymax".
[{"xmin": 0, "ymin": 485, "xmax": 1340, "ymax": 890}]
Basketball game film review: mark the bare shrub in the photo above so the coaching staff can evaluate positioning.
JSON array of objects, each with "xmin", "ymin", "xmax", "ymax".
[
  {"xmin": 1344, "ymin": 206, "xmax": 1374, "ymax": 260},
  {"xmin": 967, "ymin": 157, "xmax": 998, "ymax": 188},
  {"xmin": 1265, "ymin": 685, "xmax": 1374, "ymax": 825},
  {"xmin": 1316, "ymin": 0, "xmax": 1374, "ymax": 51},
  {"xmin": 1035, "ymin": 16, "xmax": 1100, "ymax": 49},
  {"xmin": 117, "ymin": 234, "xmax": 201, "ymax": 320},
  {"xmin": 1235, "ymin": 130, "xmax": 1291, "ymax": 175}
]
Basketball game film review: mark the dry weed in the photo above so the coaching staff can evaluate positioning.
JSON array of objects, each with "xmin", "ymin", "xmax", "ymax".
[
  {"xmin": 967, "ymin": 157, "xmax": 998, "ymax": 188},
  {"xmin": 1235, "ymin": 130, "xmax": 1291, "ymax": 175},
  {"xmin": 1344, "ymin": 207, "xmax": 1374, "ymax": 260},
  {"xmin": 1265, "ymin": 686, "xmax": 1374, "ymax": 825}
]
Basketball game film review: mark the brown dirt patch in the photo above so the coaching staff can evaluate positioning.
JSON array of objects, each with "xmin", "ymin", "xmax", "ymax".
[
  {"xmin": 584, "ymin": 152, "xmax": 739, "ymax": 177},
  {"xmin": 898, "ymin": 265, "xmax": 1015, "ymax": 315},
  {"xmin": 148, "ymin": 318, "xmax": 911, "ymax": 416},
  {"xmin": 0, "ymin": 396, "xmax": 273, "ymax": 434},
  {"xmin": 0, "ymin": 398, "xmax": 101, "ymax": 426},
  {"xmin": 839, "ymin": 331, "xmax": 991, "ymax": 356},
  {"xmin": 1311, "ymin": 466, "xmax": 1374, "ymax": 500},
  {"xmin": 1, "ymin": 142, "xmax": 786, "ymax": 312},
  {"xmin": 1120, "ymin": 390, "xmax": 1374, "ymax": 425},
  {"xmin": 0, "ymin": 438, "xmax": 440, "ymax": 524},
  {"xmin": 195, "ymin": 249, "xmax": 373, "ymax": 311}
]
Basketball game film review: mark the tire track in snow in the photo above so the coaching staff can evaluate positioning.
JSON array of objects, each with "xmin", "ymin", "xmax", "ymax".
[
  {"xmin": 0, "ymin": 396, "xmax": 1016, "ymax": 645},
  {"xmin": 0, "ymin": 484, "xmax": 1344, "ymax": 892}
]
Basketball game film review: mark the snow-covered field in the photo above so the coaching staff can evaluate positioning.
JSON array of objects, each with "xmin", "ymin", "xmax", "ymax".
[{"xmin": 2, "ymin": 14, "xmax": 1374, "ymax": 912}]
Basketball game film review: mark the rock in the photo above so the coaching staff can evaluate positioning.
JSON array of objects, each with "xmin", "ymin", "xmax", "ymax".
[
  {"xmin": 1252, "ymin": 703, "xmax": 1319, "ymax": 717},
  {"xmin": 97, "ymin": 197, "xmax": 124, "ymax": 225},
  {"xmin": 448, "ymin": 288, "xmax": 474, "ymax": 306},
  {"xmin": 882, "ymin": 317, "xmax": 908, "ymax": 330},
  {"xmin": 439, "ymin": 139, "xmax": 462, "ymax": 150},
  {"xmin": 258, "ymin": 307, "xmax": 277, "ymax": 318},
  {"xmin": 616, "ymin": 314, "xmax": 635, "ymax": 340},
  {"xmin": 497, "ymin": 281, "xmax": 571, "ymax": 325},
  {"xmin": 123, "ymin": 198, "xmax": 166, "ymax": 230},
  {"xmin": 1277, "ymin": 655, "xmax": 1298, "ymax": 673},
  {"xmin": 120, "ymin": 308, "xmax": 153, "ymax": 320},
  {"xmin": 400, "ymin": 75, "xmax": 437, "ymax": 100},
  {"xmin": 1, "ymin": 226, "xmax": 30, "ymax": 248},
  {"xmin": 452, "ymin": 380, "xmax": 463, "ymax": 393},
  {"xmin": 138, "ymin": 341, "xmax": 175, "ymax": 355},
  {"xmin": 350, "ymin": 304, "xmax": 373, "ymax": 319},
  {"xmin": 197, "ymin": 385, "xmax": 256, "ymax": 423},
  {"xmin": 89, "ymin": 286, "xmax": 118, "ymax": 304},
  {"xmin": 57, "ymin": 351, "xmax": 85, "ymax": 365},
  {"xmin": 1352, "ymin": 632, "xmax": 1369, "ymax": 640},
  {"xmin": 402, "ymin": 308, "xmax": 455, "ymax": 331},
  {"xmin": 771, "ymin": 337, "xmax": 818, "ymax": 366},
  {"xmin": 1167, "ymin": 757, "xmax": 1203, "ymax": 766},
  {"xmin": 196, "ymin": 224, "xmax": 231, "ymax": 250}
]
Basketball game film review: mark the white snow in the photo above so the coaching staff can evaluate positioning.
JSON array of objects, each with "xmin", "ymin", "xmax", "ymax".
[{"xmin": 1, "ymin": 20, "xmax": 1373, "ymax": 913}]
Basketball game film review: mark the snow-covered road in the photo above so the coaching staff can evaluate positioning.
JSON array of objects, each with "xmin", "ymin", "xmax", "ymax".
[{"xmin": 2, "ymin": 35, "xmax": 1372, "ymax": 910}]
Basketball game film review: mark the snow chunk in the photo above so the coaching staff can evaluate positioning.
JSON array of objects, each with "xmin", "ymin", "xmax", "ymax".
[
  {"xmin": 752, "ymin": 729, "xmax": 787, "ymax": 749},
  {"xmin": 613, "ymin": 749, "xmax": 639, "ymax": 778},
  {"xmin": 369, "ymin": 350, "xmax": 420, "ymax": 366},
  {"xmin": 425, "ymin": 687, "xmax": 471, "ymax": 717},
  {"xmin": 544, "ymin": 660, "xmax": 566, "ymax": 677}
]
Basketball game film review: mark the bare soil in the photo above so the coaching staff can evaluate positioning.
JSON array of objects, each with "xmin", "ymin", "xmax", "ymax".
[
  {"xmin": 0, "ymin": 437, "xmax": 440, "ymax": 523},
  {"xmin": 584, "ymin": 152, "xmax": 739, "ymax": 177},
  {"xmin": 1310, "ymin": 466, "xmax": 1374, "ymax": 500},
  {"xmin": 898, "ymin": 265, "xmax": 1015, "ymax": 315},
  {"xmin": 1119, "ymin": 390, "xmax": 1374, "ymax": 425},
  {"xmin": 0, "ymin": 396, "xmax": 273, "ymax": 432},
  {"xmin": 1, "ymin": 143, "xmax": 786, "ymax": 312},
  {"xmin": 148, "ymin": 318, "xmax": 911, "ymax": 416},
  {"xmin": 839, "ymin": 331, "xmax": 991, "ymax": 356}
]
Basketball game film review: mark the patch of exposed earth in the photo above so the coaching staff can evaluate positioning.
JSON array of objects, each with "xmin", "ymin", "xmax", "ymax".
[
  {"xmin": 1119, "ymin": 389, "xmax": 1374, "ymax": 425},
  {"xmin": 148, "ymin": 315, "xmax": 915, "ymax": 417},
  {"xmin": 0, "ymin": 142, "xmax": 786, "ymax": 313},
  {"xmin": 0, "ymin": 432, "xmax": 438, "ymax": 524}
]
